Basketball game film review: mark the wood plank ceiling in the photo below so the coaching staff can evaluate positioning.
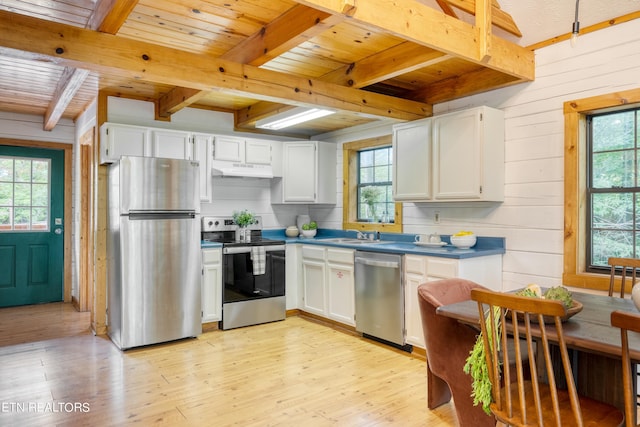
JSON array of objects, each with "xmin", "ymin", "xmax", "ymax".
[{"xmin": 0, "ymin": 0, "xmax": 534, "ymax": 137}]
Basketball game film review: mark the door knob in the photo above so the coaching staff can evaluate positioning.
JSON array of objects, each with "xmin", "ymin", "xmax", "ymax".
[{"xmin": 54, "ymin": 228, "xmax": 62, "ymax": 234}]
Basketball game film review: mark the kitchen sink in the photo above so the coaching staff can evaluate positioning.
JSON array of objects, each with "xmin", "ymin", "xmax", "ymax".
[{"xmin": 318, "ymin": 238, "xmax": 386, "ymax": 245}]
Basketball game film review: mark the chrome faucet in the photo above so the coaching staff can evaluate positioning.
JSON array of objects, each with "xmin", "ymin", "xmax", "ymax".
[{"xmin": 346, "ymin": 229, "xmax": 368, "ymax": 240}]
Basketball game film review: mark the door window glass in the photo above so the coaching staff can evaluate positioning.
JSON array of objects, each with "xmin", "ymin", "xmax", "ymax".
[{"xmin": 0, "ymin": 156, "xmax": 50, "ymax": 231}]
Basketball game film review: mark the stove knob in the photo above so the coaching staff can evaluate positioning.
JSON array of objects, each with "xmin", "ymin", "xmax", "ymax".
[{"xmin": 214, "ymin": 221, "xmax": 220, "ymax": 227}]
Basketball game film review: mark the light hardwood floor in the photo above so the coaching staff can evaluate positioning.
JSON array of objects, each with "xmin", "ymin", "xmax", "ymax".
[{"xmin": 0, "ymin": 303, "xmax": 456, "ymax": 426}]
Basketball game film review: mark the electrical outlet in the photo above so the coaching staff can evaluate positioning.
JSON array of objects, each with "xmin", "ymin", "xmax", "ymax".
[{"xmin": 434, "ymin": 211, "xmax": 440, "ymax": 224}]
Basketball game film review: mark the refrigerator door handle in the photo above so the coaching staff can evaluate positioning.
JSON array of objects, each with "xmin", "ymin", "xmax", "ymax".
[{"xmin": 128, "ymin": 211, "xmax": 196, "ymax": 220}]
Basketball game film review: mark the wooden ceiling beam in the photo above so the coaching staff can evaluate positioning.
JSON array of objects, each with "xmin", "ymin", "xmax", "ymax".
[
  {"xmin": 0, "ymin": 10, "xmax": 430, "ymax": 121},
  {"xmin": 236, "ymin": 43, "xmax": 448, "ymax": 128},
  {"xmin": 434, "ymin": 0, "xmax": 459, "ymax": 18},
  {"xmin": 88, "ymin": 0, "xmax": 139, "ymax": 33},
  {"xmin": 223, "ymin": 4, "xmax": 345, "ymax": 67},
  {"xmin": 296, "ymin": 0, "xmax": 533, "ymax": 80},
  {"xmin": 157, "ymin": 4, "xmax": 347, "ymax": 118},
  {"xmin": 41, "ymin": 0, "xmax": 138, "ymax": 130},
  {"xmin": 442, "ymin": 0, "xmax": 522, "ymax": 37},
  {"xmin": 322, "ymin": 43, "xmax": 450, "ymax": 87},
  {"xmin": 409, "ymin": 67, "xmax": 521, "ymax": 104},
  {"xmin": 157, "ymin": 87, "xmax": 209, "ymax": 118},
  {"xmin": 44, "ymin": 67, "xmax": 90, "ymax": 131}
]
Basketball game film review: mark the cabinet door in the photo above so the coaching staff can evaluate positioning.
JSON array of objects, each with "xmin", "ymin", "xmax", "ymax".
[
  {"xmin": 283, "ymin": 142, "xmax": 316, "ymax": 202},
  {"xmin": 151, "ymin": 129, "xmax": 192, "ymax": 160},
  {"xmin": 201, "ymin": 249, "xmax": 222, "ymax": 323},
  {"xmin": 100, "ymin": 124, "xmax": 149, "ymax": 164},
  {"xmin": 404, "ymin": 273, "xmax": 426, "ymax": 348},
  {"xmin": 302, "ymin": 258, "xmax": 326, "ymax": 316},
  {"xmin": 193, "ymin": 134, "xmax": 213, "ymax": 202},
  {"xmin": 214, "ymin": 136, "xmax": 244, "ymax": 162},
  {"xmin": 327, "ymin": 261, "xmax": 355, "ymax": 326},
  {"xmin": 433, "ymin": 109, "xmax": 482, "ymax": 199},
  {"xmin": 393, "ymin": 119, "xmax": 432, "ymax": 201},
  {"xmin": 245, "ymin": 139, "xmax": 271, "ymax": 165}
]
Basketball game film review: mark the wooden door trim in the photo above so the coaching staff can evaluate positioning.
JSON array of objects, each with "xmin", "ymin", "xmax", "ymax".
[
  {"xmin": 79, "ymin": 130, "xmax": 94, "ymax": 312},
  {"xmin": 0, "ymin": 138, "xmax": 73, "ymax": 302}
]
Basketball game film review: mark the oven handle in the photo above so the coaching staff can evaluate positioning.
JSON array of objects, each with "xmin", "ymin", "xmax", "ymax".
[{"xmin": 223, "ymin": 245, "xmax": 286, "ymax": 254}]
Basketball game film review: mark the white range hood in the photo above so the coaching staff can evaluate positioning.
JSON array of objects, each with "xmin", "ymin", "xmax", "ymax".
[{"xmin": 210, "ymin": 159, "xmax": 273, "ymax": 178}]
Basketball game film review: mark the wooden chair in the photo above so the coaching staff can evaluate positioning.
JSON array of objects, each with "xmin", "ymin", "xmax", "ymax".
[
  {"xmin": 611, "ymin": 310, "xmax": 640, "ymax": 427},
  {"xmin": 608, "ymin": 257, "xmax": 640, "ymax": 298},
  {"xmin": 471, "ymin": 288, "xmax": 624, "ymax": 427}
]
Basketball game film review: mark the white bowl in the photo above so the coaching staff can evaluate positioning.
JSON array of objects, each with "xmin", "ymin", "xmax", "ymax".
[
  {"xmin": 450, "ymin": 234, "xmax": 477, "ymax": 249},
  {"xmin": 301, "ymin": 229, "xmax": 317, "ymax": 238}
]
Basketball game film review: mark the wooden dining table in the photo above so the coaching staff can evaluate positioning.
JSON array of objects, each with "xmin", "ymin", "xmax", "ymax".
[{"xmin": 436, "ymin": 289, "xmax": 640, "ymax": 412}]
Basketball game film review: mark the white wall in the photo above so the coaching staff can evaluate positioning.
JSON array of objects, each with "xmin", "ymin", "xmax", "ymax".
[{"xmin": 314, "ymin": 19, "xmax": 640, "ymax": 291}]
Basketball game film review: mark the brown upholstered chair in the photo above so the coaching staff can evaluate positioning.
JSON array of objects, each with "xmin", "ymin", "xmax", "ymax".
[
  {"xmin": 417, "ymin": 278, "xmax": 496, "ymax": 427},
  {"xmin": 472, "ymin": 288, "xmax": 624, "ymax": 427}
]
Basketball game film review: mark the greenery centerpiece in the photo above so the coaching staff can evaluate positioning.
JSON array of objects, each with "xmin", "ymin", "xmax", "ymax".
[
  {"xmin": 232, "ymin": 210, "xmax": 257, "ymax": 241},
  {"xmin": 301, "ymin": 221, "xmax": 318, "ymax": 237},
  {"xmin": 463, "ymin": 285, "xmax": 574, "ymax": 414},
  {"xmin": 232, "ymin": 209, "xmax": 257, "ymax": 228}
]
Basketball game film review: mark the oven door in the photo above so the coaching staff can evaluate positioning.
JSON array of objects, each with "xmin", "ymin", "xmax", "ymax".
[{"xmin": 222, "ymin": 245, "xmax": 286, "ymax": 303}]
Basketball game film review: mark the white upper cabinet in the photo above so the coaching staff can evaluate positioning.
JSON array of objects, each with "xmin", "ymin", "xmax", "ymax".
[
  {"xmin": 213, "ymin": 136, "xmax": 272, "ymax": 165},
  {"xmin": 271, "ymin": 141, "xmax": 336, "ymax": 204},
  {"xmin": 245, "ymin": 139, "xmax": 272, "ymax": 165},
  {"xmin": 392, "ymin": 105, "xmax": 504, "ymax": 202},
  {"xmin": 432, "ymin": 106, "xmax": 504, "ymax": 201},
  {"xmin": 392, "ymin": 118, "xmax": 432, "ymax": 201},
  {"xmin": 213, "ymin": 136, "xmax": 244, "ymax": 162},
  {"xmin": 100, "ymin": 123, "xmax": 150, "ymax": 164},
  {"xmin": 151, "ymin": 129, "xmax": 193, "ymax": 160},
  {"xmin": 192, "ymin": 133, "xmax": 214, "ymax": 202}
]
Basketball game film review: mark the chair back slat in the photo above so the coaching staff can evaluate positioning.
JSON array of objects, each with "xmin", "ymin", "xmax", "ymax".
[
  {"xmin": 611, "ymin": 309, "xmax": 640, "ymax": 427},
  {"xmin": 608, "ymin": 257, "xmax": 640, "ymax": 298}
]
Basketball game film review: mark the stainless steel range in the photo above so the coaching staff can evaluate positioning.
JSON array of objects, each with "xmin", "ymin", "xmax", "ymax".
[{"xmin": 201, "ymin": 216, "xmax": 286, "ymax": 330}]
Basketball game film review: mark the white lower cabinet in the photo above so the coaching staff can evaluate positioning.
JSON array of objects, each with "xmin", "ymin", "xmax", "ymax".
[
  {"xmin": 326, "ymin": 248, "xmax": 355, "ymax": 326},
  {"xmin": 201, "ymin": 248, "xmax": 222, "ymax": 323},
  {"xmin": 285, "ymin": 244, "xmax": 302, "ymax": 310},
  {"xmin": 301, "ymin": 245, "xmax": 355, "ymax": 326},
  {"xmin": 404, "ymin": 254, "xmax": 502, "ymax": 349}
]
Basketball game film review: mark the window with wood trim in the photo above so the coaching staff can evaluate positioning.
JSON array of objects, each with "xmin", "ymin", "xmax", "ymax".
[
  {"xmin": 586, "ymin": 108, "xmax": 640, "ymax": 270},
  {"xmin": 564, "ymin": 88, "xmax": 640, "ymax": 291},
  {"xmin": 343, "ymin": 136, "xmax": 402, "ymax": 232}
]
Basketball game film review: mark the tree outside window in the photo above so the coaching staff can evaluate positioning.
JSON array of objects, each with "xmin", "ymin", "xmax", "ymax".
[
  {"xmin": 587, "ymin": 109, "xmax": 640, "ymax": 268},
  {"xmin": 357, "ymin": 146, "xmax": 394, "ymax": 223}
]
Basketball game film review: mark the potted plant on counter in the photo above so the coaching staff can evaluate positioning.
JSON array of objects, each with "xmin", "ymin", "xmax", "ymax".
[
  {"xmin": 301, "ymin": 221, "xmax": 317, "ymax": 238},
  {"xmin": 232, "ymin": 209, "xmax": 257, "ymax": 242}
]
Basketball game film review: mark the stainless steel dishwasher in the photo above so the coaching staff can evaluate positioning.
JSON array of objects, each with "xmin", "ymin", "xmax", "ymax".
[{"xmin": 354, "ymin": 251, "xmax": 407, "ymax": 348}]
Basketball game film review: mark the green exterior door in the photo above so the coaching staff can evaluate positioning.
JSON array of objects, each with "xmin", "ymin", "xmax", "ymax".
[{"xmin": 0, "ymin": 146, "xmax": 64, "ymax": 307}]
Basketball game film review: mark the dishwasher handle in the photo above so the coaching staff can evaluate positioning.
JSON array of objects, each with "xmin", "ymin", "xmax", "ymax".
[{"xmin": 354, "ymin": 256, "xmax": 400, "ymax": 269}]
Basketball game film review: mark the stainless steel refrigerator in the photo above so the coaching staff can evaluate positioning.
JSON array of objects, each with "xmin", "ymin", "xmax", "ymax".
[{"xmin": 107, "ymin": 156, "xmax": 201, "ymax": 350}]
